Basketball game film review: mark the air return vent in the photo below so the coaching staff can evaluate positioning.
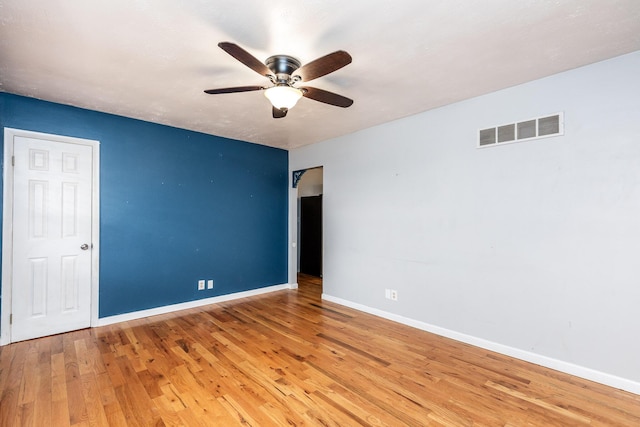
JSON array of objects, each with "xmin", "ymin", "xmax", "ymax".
[{"xmin": 478, "ymin": 112, "xmax": 563, "ymax": 148}]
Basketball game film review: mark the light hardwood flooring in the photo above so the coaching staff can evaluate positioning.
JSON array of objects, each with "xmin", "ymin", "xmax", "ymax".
[{"xmin": 1, "ymin": 274, "xmax": 639, "ymax": 426}]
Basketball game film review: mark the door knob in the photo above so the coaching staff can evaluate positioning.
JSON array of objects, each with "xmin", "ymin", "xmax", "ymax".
[{"xmin": 80, "ymin": 244, "xmax": 89, "ymax": 250}]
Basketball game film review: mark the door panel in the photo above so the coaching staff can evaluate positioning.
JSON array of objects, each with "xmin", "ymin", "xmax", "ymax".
[{"xmin": 11, "ymin": 135, "xmax": 93, "ymax": 342}]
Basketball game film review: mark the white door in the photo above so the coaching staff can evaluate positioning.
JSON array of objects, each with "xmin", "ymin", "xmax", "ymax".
[{"xmin": 9, "ymin": 133, "xmax": 95, "ymax": 342}]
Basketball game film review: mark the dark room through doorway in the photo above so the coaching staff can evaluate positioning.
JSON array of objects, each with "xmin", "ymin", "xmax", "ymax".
[{"xmin": 297, "ymin": 167, "xmax": 323, "ymax": 282}]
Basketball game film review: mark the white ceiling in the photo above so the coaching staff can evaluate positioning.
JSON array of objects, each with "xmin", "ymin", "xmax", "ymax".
[{"xmin": 1, "ymin": 1, "xmax": 639, "ymax": 150}]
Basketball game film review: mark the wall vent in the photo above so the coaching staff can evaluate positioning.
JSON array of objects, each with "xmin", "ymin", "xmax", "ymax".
[{"xmin": 478, "ymin": 112, "xmax": 563, "ymax": 148}]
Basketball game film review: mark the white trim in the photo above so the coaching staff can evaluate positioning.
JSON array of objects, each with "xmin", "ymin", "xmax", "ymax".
[
  {"xmin": 97, "ymin": 283, "xmax": 293, "ymax": 327},
  {"xmin": 90, "ymin": 135, "xmax": 101, "ymax": 328},
  {"xmin": 288, "ymin": 176, "xmax": 299, "ymax": 286},
  {"xmin": 322, "ymin": 293, "xmax": 640, "ymax": 395},
  {"xmin": 1, "ymin": 130, "xmax": 13, "ymax": 346},
  {"xmin": 1, "ymin": 128, "xmax": 100, "ymax": 346}
]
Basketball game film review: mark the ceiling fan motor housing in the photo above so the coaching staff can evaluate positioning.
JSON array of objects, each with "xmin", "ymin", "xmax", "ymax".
[{"xmin": 266, "ymin": 55, "xmax": 301, "ymax": 81}]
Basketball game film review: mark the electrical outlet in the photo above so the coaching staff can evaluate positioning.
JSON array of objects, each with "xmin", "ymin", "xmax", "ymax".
[
  {"xmin": 207, "ymin": 279, "xmax": 214, "ymax": 289},
  {"xmin": 198, "ymin": 280, "xmax": 205, "ymax": 290},
  {"xmin": 385, "ymin": 289, "xmax": 398, "ymax": 300}
]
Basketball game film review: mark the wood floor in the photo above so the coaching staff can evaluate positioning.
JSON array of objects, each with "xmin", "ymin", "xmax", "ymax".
[{"xmin": 1, "ymin": 274, "xmax": 639, "ymax": 426}]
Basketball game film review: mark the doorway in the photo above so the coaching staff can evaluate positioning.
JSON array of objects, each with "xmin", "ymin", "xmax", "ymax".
[
  {"xmin": 299, "ymin": 195, "xmax": 322, "ymax": 276},
  {"xmin": 297, "ymin": 167, "xmax": 323, "ymax": 281},
  {"xmin": 1, "ymin": 128, "xmax": 100, "ymax": 345}
]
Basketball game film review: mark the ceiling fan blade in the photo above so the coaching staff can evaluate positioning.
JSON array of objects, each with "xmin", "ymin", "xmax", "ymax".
[
  {"xmin": 218, "ymin": 42, "xmax": 273, "ymax": 77},
  {"xmin": 294, "ymin": 51, "xmax": 352, "ymax": 82},
  {"xmin": 204, "ymin": 86, "xmax": 264, "ymax": 94},
  {"xmin": 272, "ymin": 106, "xmax": 288, "ymax": 118},
  {"xmin": 300, "ymin": 86, "xmax": 354, "ymax": 108}
]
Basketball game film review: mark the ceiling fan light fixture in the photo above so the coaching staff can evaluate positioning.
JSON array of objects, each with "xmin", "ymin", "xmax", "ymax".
[{"xmin": 264, "ymin": 85, "xmax": 303, "ymax": 110}]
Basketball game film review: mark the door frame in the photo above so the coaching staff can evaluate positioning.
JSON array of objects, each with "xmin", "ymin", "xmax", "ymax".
[
  {"xmin": 1, "ymin": 128, "xmax": 100, "ymax": 345},
  {"xmin": 290, "ymin": 166, "xmax": 323, "ymax": 284}
]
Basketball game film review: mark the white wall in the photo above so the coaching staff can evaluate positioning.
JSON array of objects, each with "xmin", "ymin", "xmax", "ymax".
[
  {"xmin": 298, "ymin": 167, "xmax": 323, "ymax": 197},
  {"xmin": 289, "ymin": 51, "xmax": 640, "ymax": 393}
]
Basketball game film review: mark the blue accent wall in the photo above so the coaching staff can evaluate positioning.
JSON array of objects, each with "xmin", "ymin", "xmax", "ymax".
[{"xmin": 0, "ymin": 93, "xmax": 288, "ymax": 321}]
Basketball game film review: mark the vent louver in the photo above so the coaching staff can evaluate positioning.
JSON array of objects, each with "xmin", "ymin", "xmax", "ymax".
[{"xmin": 478, "ymin": 113, "xmax": 563, "ymax": 148}]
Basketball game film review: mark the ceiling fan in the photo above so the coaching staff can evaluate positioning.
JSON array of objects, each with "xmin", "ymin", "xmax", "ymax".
[{"xmin": 204, "ymin": 42, "xmax": 353, "ymax": 118}]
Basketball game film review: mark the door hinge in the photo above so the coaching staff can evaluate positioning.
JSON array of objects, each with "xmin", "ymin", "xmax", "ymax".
[
  {"xmin": 12, "ymin": 156, "xmax": 15, "ymax": 166},
  {"xmin": 9, "ymin": 314, "xmax": 12, "ymax": 325}
]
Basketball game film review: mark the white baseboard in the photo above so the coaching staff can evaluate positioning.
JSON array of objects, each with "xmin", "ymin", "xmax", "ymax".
[
  {"xmin": 322, "ymin": 293, "xmax": 640, "ymax": 395},
  {"xmin": 97, "ymin": 283, "xmax": 292, "ymax": 327}
]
